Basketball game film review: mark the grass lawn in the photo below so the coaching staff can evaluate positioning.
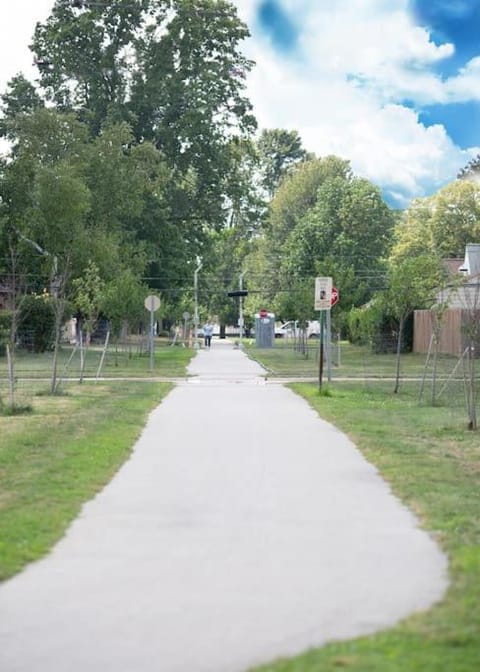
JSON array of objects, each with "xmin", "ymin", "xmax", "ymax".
[
  {"xmin": 0, "ymin": 379, "xmax": 176, "ymax": 581},
  {"xmin": 247, "ymin": 345, "xmax": 480, "ymax": 671},
  {"xmin": 246, "ymin": 340, "xmax": 460, "ymax": 381},
  {"xmin": 5, "ymin": 339, "xmax": 193, "ymax": 380},
  {"xmin": 0, "ymin": 341, "xmax": 193, "ymax": 411}
]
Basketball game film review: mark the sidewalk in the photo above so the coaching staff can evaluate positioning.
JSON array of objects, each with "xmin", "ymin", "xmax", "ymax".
[{"xmin": 0, "ymin": 340, "xmax": 447, "ymax": 672}]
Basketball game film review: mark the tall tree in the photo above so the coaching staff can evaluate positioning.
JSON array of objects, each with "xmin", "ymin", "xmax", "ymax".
[
  {"xmin": 257, "ymin": 128, "xmax": 307, "ymax": 197},
  {"xmin": 393, "ymin": 180, "xmax": 480, "ymax": 262},
  {"xmin": 281, "ymin": 174, "xmax": 394, "ymax": 312},
  {"xmin": 268, "ymin": 155, "xmax": 351, "ymax": 243},
  {"xmin": 31, "ymin": 0, "xmax": 257, "ymax": 231},
  {"xmin": 0, "ymin": 74, "xmax": 44, "ymax": 141}
]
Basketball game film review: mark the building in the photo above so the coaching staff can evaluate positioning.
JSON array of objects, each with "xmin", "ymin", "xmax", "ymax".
[{"xmin": 413, "ymin": 244, "xmax": 480, "ymax": 356}]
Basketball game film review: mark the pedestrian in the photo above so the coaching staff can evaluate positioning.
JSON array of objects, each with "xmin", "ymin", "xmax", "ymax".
[{"xmin": 203, "ymin": 320, "xmax": 214, "ymax": 348}]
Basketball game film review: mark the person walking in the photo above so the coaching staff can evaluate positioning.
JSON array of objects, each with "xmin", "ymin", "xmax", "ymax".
[{"xmin": 203, "ymin": 321, "xmax": 214, "ymax": 348}]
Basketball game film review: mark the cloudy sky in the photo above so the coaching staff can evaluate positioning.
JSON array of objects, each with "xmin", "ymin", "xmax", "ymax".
[{"xmin": 1, "ymin": 0, "xmax": 479, "ymax": 207}]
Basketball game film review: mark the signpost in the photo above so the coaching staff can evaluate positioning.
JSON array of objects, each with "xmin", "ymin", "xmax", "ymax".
[
  {"xmin": 144, "ymin": 294, "xmax": 161, "ymax": 372},
  {"xmin": 315, "ymin": 278, "xmax": 338, "ymax": 390},
  {"xmin": 315, "ymin": 277, "xmax": 333, "ymax": 311}
]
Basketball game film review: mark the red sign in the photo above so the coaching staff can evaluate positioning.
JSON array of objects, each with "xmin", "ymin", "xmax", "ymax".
[
  {"xmin": 331, "ymin": 287, "xmax": 339, "ymax": 307},
  {"xmin": 259, "ymin": 308, "xmax": 269, "ymax": 318}
]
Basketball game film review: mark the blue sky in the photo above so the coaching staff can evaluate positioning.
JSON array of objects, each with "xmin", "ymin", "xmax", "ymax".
[
  {"xmin": 233, "ymin": 0, "xmax": 480, "ymax": 206},
  {"xmin": 1, "ymin": 1, "xmax": 479, "ymax": 207}
]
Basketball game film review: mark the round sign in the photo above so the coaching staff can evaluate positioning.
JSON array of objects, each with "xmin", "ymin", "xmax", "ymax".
[
  {"xmin": 182, "ymin": 311, "xmax": 190, "ymax": 320},
  {"xmin": 144, "ymin": 294, "xmax": 161, "ymax": 312}
]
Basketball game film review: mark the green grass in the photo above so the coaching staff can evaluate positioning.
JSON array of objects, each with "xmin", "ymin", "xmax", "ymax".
[
  {"xmin": 247, "ymin": 340, "xmax": 460, "ymax": 381},
  {"xmin": 248, "ymin": 378, "xmax": 480, "ymax": 672},
  {"xmin": 0, "ymin": 380, "xmax": 173, "ymax": 580},
  {"xmin": 2, "ymin": 339, "xmax": 193, "ymax": 381}
]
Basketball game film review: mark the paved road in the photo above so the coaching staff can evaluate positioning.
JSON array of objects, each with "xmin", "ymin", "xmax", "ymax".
[{"xmin": 0, "ymin": 340, "xmax": 447, "ymax": 672}]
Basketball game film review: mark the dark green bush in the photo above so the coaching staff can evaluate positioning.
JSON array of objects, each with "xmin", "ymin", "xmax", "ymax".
[
  {"xmin": 0, "ymin": 310, "xmax": 12, "ymax": 357},
  {"xmin": 348, "ymin": 301, "xmax": 413, "ymax": 353},
  {"xmin": 17, "ymin": 294, "xmax": 55, "ymax": 352}
]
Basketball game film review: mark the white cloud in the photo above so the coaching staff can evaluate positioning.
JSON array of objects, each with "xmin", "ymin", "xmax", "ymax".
[
  {"xmin": 234, "ymin": 0, "xmax": 480, "ymax": 205},
  {"xmin": 445, "ymin": 57, "xmax": 480, "ymax": 102},
  {"xmin": 0, "ymin": 0, "xmax": 55, "ymax": 94}
]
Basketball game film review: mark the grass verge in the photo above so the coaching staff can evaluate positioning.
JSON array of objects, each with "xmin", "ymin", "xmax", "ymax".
[
  {"xmin": 5, "ymin": 340, "xmax": 193, "ymax": 380},
  {"xmin": 250, "ymin": 381, "xmax": 480, "ymax": 672},
  {"xmin": 246, "ymin": 341, "xmax": 460, "ymax": 380},
  {"xmin": 0, "ymin": 381, "xmax": 172, "ymax": 580}
]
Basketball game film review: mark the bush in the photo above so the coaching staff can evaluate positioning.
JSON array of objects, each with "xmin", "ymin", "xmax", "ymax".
[
  {"xmin": 17, "ymin": 294, "xmax": 55, "ymax": 352},
  {"xmin": 0, "ymin": 311, "xmax": 12, "ymax": 356},
  {"xmin": 348, "ymin": 301, "xmax": 413, "ymax": 353}
]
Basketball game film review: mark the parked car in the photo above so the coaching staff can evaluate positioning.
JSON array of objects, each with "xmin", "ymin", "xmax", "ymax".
[
  {"xmin": 275, "ymin": 321, "xmax": 297, "ymax": 338},
  {"xmin": 275, "ymin": 320, "xmax": 320, "ymax": 338}
]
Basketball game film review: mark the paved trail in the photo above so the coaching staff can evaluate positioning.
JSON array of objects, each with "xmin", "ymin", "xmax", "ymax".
[{"xmin": 0, "ymin": 341, "xmax": 447, "ymax": 672}]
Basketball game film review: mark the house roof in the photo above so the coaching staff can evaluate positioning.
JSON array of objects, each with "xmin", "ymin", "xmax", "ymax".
[{"xmin": 443, "ymin": 258, "xmax": 464, "ymax": 275}]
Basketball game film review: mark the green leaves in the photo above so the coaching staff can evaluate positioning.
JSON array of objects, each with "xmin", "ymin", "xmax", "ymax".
[{"xmin": 257, "ymin": 128, "xmax": 306, "ymax": 196}]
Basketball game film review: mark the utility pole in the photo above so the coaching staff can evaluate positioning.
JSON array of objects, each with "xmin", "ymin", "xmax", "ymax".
[
  {"xmin": 193, "ymin": 260, "xmax": 202, "ymax": 349},
  {"xmin": 238, "ymin": 271, "xmax": 246, "ymax": 348}
]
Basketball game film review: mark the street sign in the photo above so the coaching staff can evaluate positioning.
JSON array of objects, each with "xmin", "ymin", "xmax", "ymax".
[
  {"xmin": 144, "ymin": 294, "xmax": 161, "ymax": 312},
  {"xmin": 315, "ymin": 277, "xmax": 333, "ymax": 311},
  {"xmin": 227, "ymin": 290, "xmax": 248, "ymax": 298},
  {"xmin": 331, "ymin": 287, "xmax": 339, "ymax": 307}
]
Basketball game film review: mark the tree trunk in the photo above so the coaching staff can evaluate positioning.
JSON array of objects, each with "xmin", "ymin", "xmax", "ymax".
[
  {"xmin": 6, "ymin": 343, "xmax": 15, "ymax": 411},
  {"xmin": 393, "ymin": 315, "xmax": 404, "ymax": 394},
  {"xmin": 50, "ymin": 302, "xmax": 64, "ymax": 394}
]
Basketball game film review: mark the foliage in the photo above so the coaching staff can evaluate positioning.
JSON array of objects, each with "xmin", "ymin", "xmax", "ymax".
[
  {"xmin": 257, "ymin": 128, "xmax": 307, "ymax": 197},
  {"xmin": 0, "ymin": 311, "xmax": 11, "ymax": 356},
  {"xmin": 348, "ymin": 300, "xmax": 413, "ymax": 354},
  {"xmin": 16, "ymin": 294, "xmax": 55, "ymax": 352},
  {"xmin": 268, "ymin": 155, "xmax": 351, "ymax": 243},
  {"xmin": 384, "ymin": 253, "xmax": 445, "ymax": 392},
  {"xmin": 101, "ymin": 270, "xmax": 148, "ymax": 337},
  {"xmin": 0, "ymin": 74, "xmax": 44, "ymax": 141},
  {"xmin": 393, "ymin": 180, "xmax": 480, "ymax": 262},
  {"xmin": 71, "ymin": 260, "xmax": 105, "ymax": 338},
  {"xmin": 458, "ymin": 153, "xmax": 480, "ymax": 181},
  {"xmin": 31, "ymin": 0, "xmax": 257, "ymax": 233}
]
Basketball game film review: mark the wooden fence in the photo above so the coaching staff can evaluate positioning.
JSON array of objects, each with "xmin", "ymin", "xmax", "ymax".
[{"xmin": 414, "ymin": 309, "xmax": 480, "ymax": 356}]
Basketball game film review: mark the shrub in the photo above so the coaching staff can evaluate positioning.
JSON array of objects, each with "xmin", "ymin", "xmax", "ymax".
[
  {"xmin": 348, "ymin": 300, "xmax": 413, "ymax": 353},
  {"xmin": 17, "ymin": 294, "xmax": 55, "ymax": 352},
  {"xmin": 0, "ymin": 310, "xmax": 12, "ymax": 356}
]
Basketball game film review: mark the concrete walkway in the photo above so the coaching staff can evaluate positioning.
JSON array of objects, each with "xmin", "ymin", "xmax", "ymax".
[{"xmin": 0, "ymin": 340, "xmax": 447, "ymax": 672}]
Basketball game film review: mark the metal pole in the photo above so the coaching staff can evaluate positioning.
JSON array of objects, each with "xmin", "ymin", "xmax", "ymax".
[
  {"xmin": 149, "ymin": 296, "xmax": 154, "ymax": 372},
  {"xmin": 318, "ymin": 310, "xmax": 325, "ymax": 391},
  {"xmin": 239, "ymin": 271, "xmax": 246, "ymax": 348},
  {"xmin": 194, "ymin": 260, "xmax": 202, "ymax": 349},
  {"xmin": 326, "ymin": 309, "xmax": 332, "ymax": 382}
]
